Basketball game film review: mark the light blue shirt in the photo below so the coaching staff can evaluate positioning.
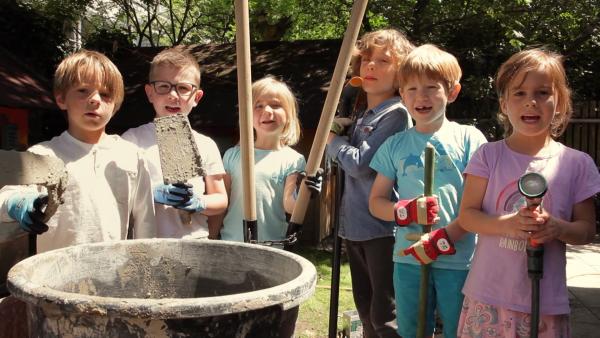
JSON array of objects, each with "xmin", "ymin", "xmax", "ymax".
[
  {"xmin": 370, "ymin": 120, "xmax": 487, "ymax": 269},
  {"xmin": 221, "ymin": 146, "xmax": 305, "ymax": 242},
  {"xmin": 326, "ymin": 97, "xmax": 412, "ymax": 241}
]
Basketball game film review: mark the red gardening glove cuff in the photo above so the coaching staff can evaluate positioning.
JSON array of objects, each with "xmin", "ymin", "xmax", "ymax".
[
  {"xmin": 394, "ymin": 195, "xmax": 439, "ymax": 226},
  {"xmin": 401, "ymin": 228, "xmax": 456, "ymax": 264}
]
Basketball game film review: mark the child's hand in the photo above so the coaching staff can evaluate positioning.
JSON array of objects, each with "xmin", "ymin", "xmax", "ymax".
[
  {"xmin": 153, "ymin": 183, "xmax": 193, "ymax": 206},
  {"xmin": 330, "ymin": 117, "xmax": 353, "ymax": 136},
  {"xmin": 294, "ymin": 169, "xmax": 324, "ymax": 199},
  {"xmin": 7, "ymin": 192, "xmax": 49, "ymax": 235},
  {"xmin": 394, "ymin": 196, "xmax": 439, "ymax": 226},
  {"xmin": 505, "ymin": 207, "xmax": 545, "ymax": 240},
  {"xmin": 400, "ymin": 228, "xmax": 455, "ymax": 264},
  {"xmin": 175, "ymin": 193, "xmax": 207, "ymax": 213},
  {"xmin": 529, "ymin": 209, "xmax": 563, "ymax": 244}
]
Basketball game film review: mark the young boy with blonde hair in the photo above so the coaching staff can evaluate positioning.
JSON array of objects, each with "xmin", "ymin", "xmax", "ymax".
[
  {"xmin": 326, "ymin": 28, "xmax": 414, "ymax": 337},
  {"xmin": 0, "ymin": 49, "xmax": 156, "ymax": 253},
  {"xmin": 123, "ymin": 46, "xmax": 227, "ymax": 239},
  {"xmin": 369, "ymin": 44, "xmax": 487, "ymax": 338}
]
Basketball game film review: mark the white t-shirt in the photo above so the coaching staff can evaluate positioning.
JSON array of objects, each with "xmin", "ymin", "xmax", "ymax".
[
  {"xmin": 0, "ymin": 131, "xmax": 157, "ymax": 253},
  {"xmin": 122, "ymin": 122, "xmax": 225, "ymax": 239}
]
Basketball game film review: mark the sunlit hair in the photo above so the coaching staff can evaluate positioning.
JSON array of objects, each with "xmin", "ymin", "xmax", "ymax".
[
  {"xmin": 350, "ymin": 29, "xmax": 414, "ymax": 91},
  {"xmin": 495, "ymin": 48, "xmax": 572, "ymax": 138},
  {"xmin": 53, "ymin": 49, "xmax": 124, "ymax": 113},
  {"xmin": 398, "ymin": 44, "xmax": 462, "ymax": 93},
  {"xmin": 149, "ymin": 45, "xmax": 201, "ymax": 86},
  {"xmin": 252, "ymin": 76, "xmax": 301, "ymax": 146}
]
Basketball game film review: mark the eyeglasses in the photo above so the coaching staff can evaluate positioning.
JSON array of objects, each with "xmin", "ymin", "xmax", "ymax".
[{"xmin": 150, "ymin": 81, "xmax": 198, "ymax": 97}]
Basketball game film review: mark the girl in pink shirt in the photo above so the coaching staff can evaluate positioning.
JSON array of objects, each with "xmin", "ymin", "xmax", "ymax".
[{"xmin": 457, "ymin": 48, "xmax": 600, "ymax": 337}]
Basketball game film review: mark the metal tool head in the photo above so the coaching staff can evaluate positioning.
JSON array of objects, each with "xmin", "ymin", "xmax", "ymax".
[
  {"xmin": 154, "ymin": 113, "xmax": 205, "ymax": 184},
  {"xmin": 0, "ymin": 150, "xmax": 68, "ymax": 222}
]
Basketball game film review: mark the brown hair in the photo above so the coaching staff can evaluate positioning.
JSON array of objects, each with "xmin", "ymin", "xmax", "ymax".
[
  {"xmin": 252, "ymin": 76, "xmax": 301, "ymax": 146},
  {"xmin": 397, "ymin": 44, "xmax": 462, "ymax": 92},
  {"xmin": 149, "ymin": 45, "xmax": 201, "ymax": 86},
  {"xmin": 495, "ymin": 48, "xmax": 572, "ymax": 138},
  {"xmin": 348, "ymin": 29, "xmax": 414, "ymax": 113},
  {"xmin": 53, "ymin": 49, "xmax": 124, "ymax": 112}
]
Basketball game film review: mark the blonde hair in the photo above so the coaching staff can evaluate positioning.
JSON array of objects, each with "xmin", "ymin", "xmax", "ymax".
[
  {"xmin": 252, "ymin": 76, "xmax": 301, "ymax": 146},
  {"xmin": 149, "ymin": 45, "xmax": 201, "ymax": 85},
  {"xmin": 495, "ymin": 48, "xmax": 572, "ymax": 138},
  {"xmin": 398, "ymin": 44, "xmax": 462, "ymax": 92},
  {"xmin": 53, "ymin": 49, "xmax": 124, "ymax": 112},
  {"xmin": 351, "ymin": 29, "xmax": 414, "ymax": 91}
]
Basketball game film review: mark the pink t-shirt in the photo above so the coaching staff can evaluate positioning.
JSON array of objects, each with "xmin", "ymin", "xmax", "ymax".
[{"xmin": 462, "ymin": 140, "xmax": 600, "ymax": 315}]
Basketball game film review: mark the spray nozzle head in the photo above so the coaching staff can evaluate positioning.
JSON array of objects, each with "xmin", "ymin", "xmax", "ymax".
[
  {"xmin": 518, "ymin": 172, "xmax": 547, "ymax": 199},
  {"xmin": 518, "ymin": 172, "xmax": 547, "ymax": 210}
]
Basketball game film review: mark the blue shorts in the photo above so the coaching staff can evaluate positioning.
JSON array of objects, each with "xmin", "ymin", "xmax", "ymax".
[{"xmin": 393, "ymin": 263, "xmax": 467, "ymax": 338}]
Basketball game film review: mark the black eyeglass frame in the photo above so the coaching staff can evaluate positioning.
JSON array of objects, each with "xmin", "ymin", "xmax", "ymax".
[{"xmin": 149, "ymin": 81, "xmax": 199, "ymax": 97}]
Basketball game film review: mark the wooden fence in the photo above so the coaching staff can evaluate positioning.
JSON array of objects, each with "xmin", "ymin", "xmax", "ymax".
[{"xmin": 560, "ymin": 101, "xmax": 600, "ymax": 168}]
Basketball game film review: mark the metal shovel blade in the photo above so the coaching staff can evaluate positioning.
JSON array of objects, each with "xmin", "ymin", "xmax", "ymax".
[
  {"xmin": 0, "ymin": 150, "xmax": 67, "ymax": 222},
  {"xmin": 154, "ymin": 114, "xmax": 204, "ymax": 225},
  {"xmin": 154, "ymin": 113, "xmax": 204, "ymax": 184}
]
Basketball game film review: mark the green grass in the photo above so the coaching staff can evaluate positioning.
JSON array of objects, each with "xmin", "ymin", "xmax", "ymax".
[{"xmin": 294, "ymin": 245, "xmax": 356, "ymax": 338}]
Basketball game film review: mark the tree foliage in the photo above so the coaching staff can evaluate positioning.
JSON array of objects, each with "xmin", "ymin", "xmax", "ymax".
[{"xmin": 6, "ymin": 0, "xmax": 600, "ymax": 106}]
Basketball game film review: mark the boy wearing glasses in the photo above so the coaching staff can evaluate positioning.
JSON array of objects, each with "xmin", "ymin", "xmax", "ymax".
[{"xmin": 123, "ymin": 46, "xmax": 227, "ymax": 239}]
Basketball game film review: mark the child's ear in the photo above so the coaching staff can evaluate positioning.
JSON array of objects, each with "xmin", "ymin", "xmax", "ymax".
[
  {"xmin": 499, "ymin": 97, "xmax": 508, "ymax": 115},
  {"xmin": 447, "ymin": 83, "xmax": 461, "ymax": 103},
  {"xmin": 55, "ymin": 94, "xmax": 67, "ymax": 110},
  {"xmin": 398, "ymin": 87, "xmax": 406, "ymax": 102},
  {"xmin": 192, "ymin": 89, "xmax": 204, "ymax": 106},
  {"xmin": 144, "ymin": 84, "xmax": 155, "ymax": 102}
]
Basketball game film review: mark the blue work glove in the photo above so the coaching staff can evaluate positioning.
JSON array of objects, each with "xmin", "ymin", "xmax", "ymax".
[
  {"xmin": 175, "ymin": 191, "xmax": 207, "ymax": 213},
  {"xmin": 7, "ymin": 192, "xmax": 49, "ymax": 235},
  {"xmin": 294, "ymin": 169, "xmax": 324, "ymax": 199},
  {"xmin": 153, "ymin": 183, "xmax": 193, "ymax": 206}
]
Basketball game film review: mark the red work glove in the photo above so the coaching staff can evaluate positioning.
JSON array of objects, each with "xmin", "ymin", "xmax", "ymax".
[
  {"xmin": 401, "ymin": 228, "xmax": 456, "ymax": 264},
  {"xmin": 394, "ymin": 196, "xmax": 439, "ymax": 226}
]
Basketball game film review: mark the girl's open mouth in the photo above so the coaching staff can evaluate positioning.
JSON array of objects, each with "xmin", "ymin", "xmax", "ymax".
[{"xmin": 521, "ymin": 115, "xmax": 540, "ymax": 123}]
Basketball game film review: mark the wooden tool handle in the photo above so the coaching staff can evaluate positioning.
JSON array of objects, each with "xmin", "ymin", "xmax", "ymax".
[
  {"xmin": 234, "ymin": 0, "xmax": 257, "ymax": 225},
  {"xmin": 289, "ymin": 0, "xmax": 368, "ymax": 225}
]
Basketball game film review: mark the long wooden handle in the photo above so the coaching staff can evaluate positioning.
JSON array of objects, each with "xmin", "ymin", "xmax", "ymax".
[
  {"xmin": 290, "ymin": 0, "xmax": 368, "ymax": 225},
  {"xmin": 234, "ymin": 0, "xmax": 256, "ymax": 224}
]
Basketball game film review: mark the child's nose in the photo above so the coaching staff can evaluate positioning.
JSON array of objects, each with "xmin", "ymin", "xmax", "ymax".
[
  {"xmin": 167, "ymin": 88, "xmax": 179, "ymax": 99},
  {"xmin": 525, "ymin": 98, "xmax": 537, "ymax": 107},
  {"xmin": 88, "ymin": 92, "xmax": 101, "ymax": 106}
]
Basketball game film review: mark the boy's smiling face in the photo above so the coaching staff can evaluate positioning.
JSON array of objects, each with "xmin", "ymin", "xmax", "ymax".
[
  {"xmin": 145, "ymin": 64, "xmax": 203, "ymax": 118},
  {"xmin": 400, "ymin": 74, "xmax": 460, "ymax": 133},
  {"xmin": 56, "ymin": 82, "xmax": 115, "ymax": 143}
]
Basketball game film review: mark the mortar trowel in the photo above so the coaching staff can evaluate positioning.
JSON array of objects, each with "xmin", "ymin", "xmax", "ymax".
[
  {"xmin": 0, "ymin": 150, "xmax": 68, "ymax": 254},
  {"xmin": 154, "ymin": 113, "xmax": 205, "ymax": 224}
]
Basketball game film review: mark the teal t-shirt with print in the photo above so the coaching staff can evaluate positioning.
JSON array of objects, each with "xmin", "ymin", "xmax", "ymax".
[
  {"xmin": 370, "ymin": 120, "xmax": 487, "ymax": 270},
  {"xmin": 221, "ymin": 146, "xmax": 306, "ymax": 242}
]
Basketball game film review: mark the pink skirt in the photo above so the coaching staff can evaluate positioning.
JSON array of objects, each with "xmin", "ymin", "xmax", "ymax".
[{"xmin": 457, "ymin": 296, "xmax": 570, "ymax": 338}]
